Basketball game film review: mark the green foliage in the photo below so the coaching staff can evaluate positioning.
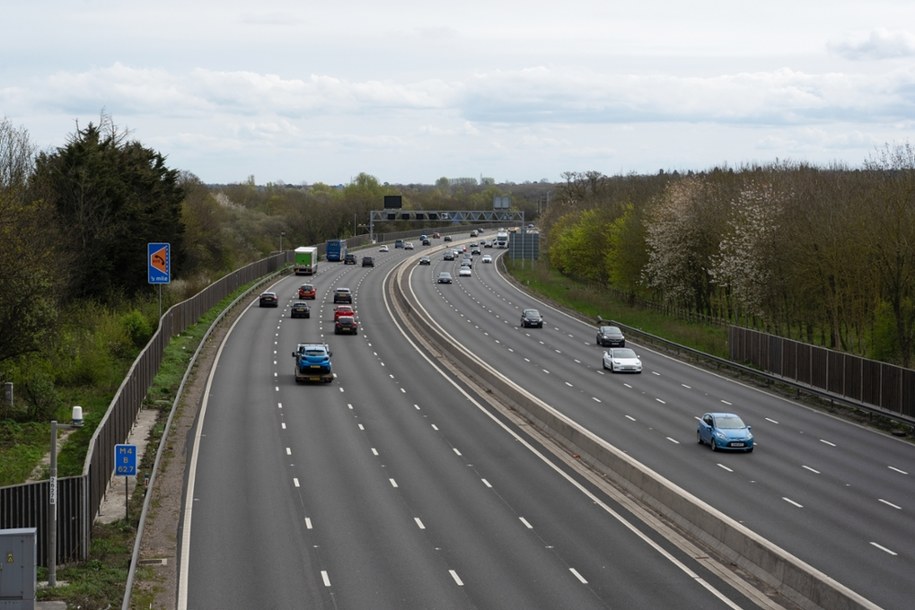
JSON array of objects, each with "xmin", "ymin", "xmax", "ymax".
[
  {"xmin": 30, "ymin": 115, "xmax": 186, "ymax": 302},
  {"xmin": 0, "ymin": 420, "xmax": 47, "ymax": 485},
  {"xmin": 121, "ymin": 309, "xmax": 153, "ymax": 350},
  {"xmin": 3, "ymin": 356, "xmax": 61, "ymax": 421}
]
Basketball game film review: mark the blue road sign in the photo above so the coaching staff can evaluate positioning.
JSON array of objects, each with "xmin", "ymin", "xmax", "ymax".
[
  {"xmin": 115, "ymin": 444, "xmax": 137, "ymax": 476},
  {"xmin": 148, "ymin": 242, "xmax": 171, "ymax": 284}
]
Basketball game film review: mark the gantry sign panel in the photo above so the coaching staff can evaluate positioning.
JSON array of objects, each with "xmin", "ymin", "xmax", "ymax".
[{"xmin": 369, "ymin": 210, "xmax": 525, "ymax": 223}]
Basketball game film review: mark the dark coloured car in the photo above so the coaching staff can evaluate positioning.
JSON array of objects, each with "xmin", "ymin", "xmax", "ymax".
[
  {"xmin": 297, "ymin": 284, "xmax": 316, "ymax": 299},
  {"xmin": 697, "ymin": 412, "xmax": 754, "ymax": 452},
  {"xmin": 443, "ymin": 251, "xmax": 455, "ymax": 261},
  {"xmin": 290, "ymin": 301, "xmax": 311, "ymax": 318},
  {"xmin": 362, "ymin": 256, "xmax": 374, "ymax": 267},
  {"xmin": 421, "ymin": 238, "xmax": 431, "ymax": 246},
  {"xmin": 258, "ymin": 291, "xmax": 278, "ymax": 307},
  {"xmin": 520, "ymin": 308, "xmax": 543, "ymax": 328},
  {"xmin": 443, "ymin": 235, "xmax": 453, "ymax": 242},
  {"xmin": 596, "ymin": 325, "xmax": 625, "ymax": 347},
  {"xmin": 334, "ymin": 315, "xmax": 359, "ymax": 335},
  {"xmin": 343, "ymin": 253, "xmax": 357, "ymax": 265},
  {"xmin": 419, "ymin": 256, "xmax": 431, "ymax": 265},
  {"xmin": 333, "ymin": 287, "xmax": 353, "ymax": 304},
  {"xmin": 437, "ymin": 272, "xmax": 453, "ymax": 284}
]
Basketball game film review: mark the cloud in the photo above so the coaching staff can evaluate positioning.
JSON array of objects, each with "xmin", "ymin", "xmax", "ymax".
[{"xmin": 830, "ymin": 28, "xmax": 915, "ymax": 60}]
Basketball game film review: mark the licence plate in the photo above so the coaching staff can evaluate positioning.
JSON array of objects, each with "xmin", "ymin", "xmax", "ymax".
[{"xmin": 731, "ymin": 442, "xmax": 745, "ymax": 447}]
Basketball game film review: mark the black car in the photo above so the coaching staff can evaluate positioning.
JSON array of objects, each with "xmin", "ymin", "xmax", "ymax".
[
  {"xmin": 443, "ymin": 235, "xmax": 453, "ymax": 242},
  {"xmin": 520, "ymin": 308, "xmax": 543, "ymax": 328},
  {"xmin": 596, "ymin": 325, "xmax": 625, "ymax": 347},
  {"xmin": 419, "ymin": 256, "xmax": 431, "ymax": 265},
  {"xmin": 343, "ymin": 253, "xmax": 357, "ymax": 265},
  {"xmin": 437, "ymin": 272, "xmax": 453, "ymax": 284},
  {"xmin": 258, "ymin": 291, "xmax": 278, "ymax": 307},
  {"xmin": 362, "ymin": 256, "xmax": 374, "ymax": 267},
  {"xmin": 290, "ymin": 301, "xmax": 310, "ymax": 318}
]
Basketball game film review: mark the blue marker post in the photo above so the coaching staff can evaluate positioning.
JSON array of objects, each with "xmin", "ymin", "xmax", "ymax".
[{"xmin": 115, "ymin": 444, "xmax": 137, "ymax": 520}]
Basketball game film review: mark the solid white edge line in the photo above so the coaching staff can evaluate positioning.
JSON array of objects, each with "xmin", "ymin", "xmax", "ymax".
[
  {"xmin": 177, "ymin": 300, "xmax": 253, "ymax": 610},
  {"xmin": 383, "ymin": 266, "xmax": 746, "ymax": 610}
]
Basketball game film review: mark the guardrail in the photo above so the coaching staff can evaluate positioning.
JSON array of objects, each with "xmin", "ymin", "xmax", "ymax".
[
  {"xmin": 606, "ymin": 318, "xmax": 915, "ymax": 431},
  {"xmin": 389, "ymin": 260, "xmax": 878, "ymax": 610}
]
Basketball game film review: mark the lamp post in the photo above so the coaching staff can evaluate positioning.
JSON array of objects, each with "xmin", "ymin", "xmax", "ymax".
[
  {"xmin": 49, "ymin": 409, "xmax": 82, "ymax": 587},
  {"xmin": 49, "ymin": 420, "xmax": 59, "ymax": 587},
  {"xmin": 280, "ymin": 231, "xmax": 285, "ymax": 254}
]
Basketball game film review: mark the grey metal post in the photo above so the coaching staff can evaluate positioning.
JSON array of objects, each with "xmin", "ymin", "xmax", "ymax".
[{"xmin": 49, "ymin": 420, "xmax": 58, "ymax": 587}]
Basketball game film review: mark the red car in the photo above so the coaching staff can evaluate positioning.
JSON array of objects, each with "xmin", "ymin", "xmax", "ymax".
[
  {"xmin": 297, "ymin": 284, "xmax": 316, "ymax": 299},
  {"xmin": 334, "ymin": 305, "xmax": 355, "ymax": 320}
]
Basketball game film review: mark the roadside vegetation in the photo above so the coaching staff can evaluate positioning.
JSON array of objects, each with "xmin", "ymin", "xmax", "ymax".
[{"xmin": 2, "ymin": 113, "xmax": 914, "ymax": 607}]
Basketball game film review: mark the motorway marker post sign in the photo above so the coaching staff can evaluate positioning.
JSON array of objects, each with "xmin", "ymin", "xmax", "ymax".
[{"xmin": 115, "ymin": 444, "xmax": 137, "ymax": 519}]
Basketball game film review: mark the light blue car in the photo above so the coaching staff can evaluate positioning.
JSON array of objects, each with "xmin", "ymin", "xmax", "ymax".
[{"xmin": 697, "ymin": 412, "xmax": 754, "ymax": 452}]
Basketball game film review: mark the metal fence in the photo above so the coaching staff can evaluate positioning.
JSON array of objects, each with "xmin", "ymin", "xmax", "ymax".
[
  {"xmin": 729, "ymin": 326, "xmax": 915, "ymax": 422},
  {"xmin": 0, "ymin": 252, "xmax": 285, "ymax": 566}
]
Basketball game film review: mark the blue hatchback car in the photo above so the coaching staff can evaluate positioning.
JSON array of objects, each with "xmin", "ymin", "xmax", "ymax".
[{"xmin": 697, "ymin": 412, "xmax": 754, "ymax": 452}]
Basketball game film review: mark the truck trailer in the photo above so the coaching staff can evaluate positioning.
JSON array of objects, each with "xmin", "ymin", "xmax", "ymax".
[
  {"xmin": 325, "ymin": 239, "xmax": 347, "ymax": 262},
  {"xmin": 293, "ymin": 246, "xmax": 318, "ymax": 275}
]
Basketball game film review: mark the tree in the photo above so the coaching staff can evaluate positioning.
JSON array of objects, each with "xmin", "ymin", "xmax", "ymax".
[
  {"xmin": 0, "ymin": 118, "xmax": 59, "ymax": 365},
  {"xmin": 31, "ymin": 115, "xmax": 186, "ymax": 301},
  {"xmin": 863, "ymin": 142, "xmax": 915, "ymax": 365},
  {"xmin": 605, "ymin": 202, "xmax": 648, "ymax": 303},
  {"xmin": 709, "ymin": 179, "xmax": 783, "ymax": 322},
  {"xmin": 642, "ymin": 176, "xmax": 728, "ymax": 313}
]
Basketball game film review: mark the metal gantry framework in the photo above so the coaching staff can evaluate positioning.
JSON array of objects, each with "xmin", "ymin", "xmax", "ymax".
[{"xmin": 368, "ymin": 209, "xmax": 526, "ymax": 239}]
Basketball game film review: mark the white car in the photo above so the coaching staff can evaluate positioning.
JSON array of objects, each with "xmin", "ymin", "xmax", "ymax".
[
  {"xmin": 602, "ymin": 348, "xmax": 642, "ymax": 373},
  {"xmin": 379, "ymin": 245, "xmax": 389, "ymax": 252},
  {"xmin": 404, "ymin": 242, "xmax": 415, "ymax": 250},
  {"xmin": 458, "ymin": 267, "xmax": 472, "ymax": 277},
  {"xmin": 481, "ymin": 254, "xmax": 493, "ymax": 263}
]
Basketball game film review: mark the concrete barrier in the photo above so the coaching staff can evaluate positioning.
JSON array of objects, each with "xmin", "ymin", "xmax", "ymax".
[{"xmin": 391, "ymin": 263, "xmax": 878, "ymax": 610}]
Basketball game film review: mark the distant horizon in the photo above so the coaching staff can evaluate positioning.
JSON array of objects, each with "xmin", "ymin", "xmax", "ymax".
[{"xmin": 6, "ymin": 1, "xmax": 913, "ymax": 186}]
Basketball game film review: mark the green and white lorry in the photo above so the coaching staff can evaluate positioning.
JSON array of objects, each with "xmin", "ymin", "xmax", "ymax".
[{"xmin": 293, "ymin": 246, "xmax": 318, "ymax": 275}]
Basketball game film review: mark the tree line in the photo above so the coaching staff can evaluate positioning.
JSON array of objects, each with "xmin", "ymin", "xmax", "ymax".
[
  {"xmin": 4, "ymin": 112, "xmax": 911, "ymax": 422},
  {"xmin": 542, "ymin": 149, "xmax": 915, "ymax": 367},
  {"xmin": 0, "ymin": 115, "xmax": 547, "ymax": 421}
]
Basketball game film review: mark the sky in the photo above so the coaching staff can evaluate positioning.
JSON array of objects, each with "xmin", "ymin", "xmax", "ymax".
[{"xmin": 3, "ymin": 1, "xmax": 914, "ymax": 185}]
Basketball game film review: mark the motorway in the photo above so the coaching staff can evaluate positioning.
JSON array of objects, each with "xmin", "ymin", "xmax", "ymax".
[{"xmin": 179, "ymin": 237, "xmax": 913, "ymax": 609}]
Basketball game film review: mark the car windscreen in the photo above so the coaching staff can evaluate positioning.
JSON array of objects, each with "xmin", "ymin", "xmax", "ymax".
[
  {"xmin": 716, "ymin": 415, "xmax": 746, "ymax": 429},
  {"xmin": 611, "ymin": 349, "xmax": 636, "ymax": 358}
]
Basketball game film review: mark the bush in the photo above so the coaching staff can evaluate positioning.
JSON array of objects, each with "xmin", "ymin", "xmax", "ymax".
[{"xmin": 121, "ymin": 309, "xmax": 153, "ymax": 349}]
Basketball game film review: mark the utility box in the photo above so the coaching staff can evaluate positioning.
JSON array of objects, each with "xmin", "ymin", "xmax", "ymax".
[{"xmin": 0, "ymin": 528, "xmax": 36, "ymax": 609}]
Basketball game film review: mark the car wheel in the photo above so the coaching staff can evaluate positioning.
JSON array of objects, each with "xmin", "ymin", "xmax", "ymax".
[
  {"xmin": 710, "ymin": 438, "xmax": 717, "ymax": 452},
  {"xmin": 602, "ymin": 360, "xmax": 608, "ymax": 370},
  {"xmin": 746, "ymin": 447, "xmax": 754, "ymax": 453},
  {"xmin": 697, "ymin": 431, "xmax": 703, "ymax": 445},
  {"xmin": 620, "ymin": 340, "xmax": 625, "ymax": 347}
]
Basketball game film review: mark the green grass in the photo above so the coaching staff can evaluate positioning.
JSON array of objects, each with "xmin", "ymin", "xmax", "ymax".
[
  {"xmin": 33, "ymin": 279, "xmax": 262, "ymax": 608},
  {"xmin": 0, "ymin": 421, "xmax": 49, "ymax": 485},
  {"xmin": 505, "ymin": 260, "xmax": 729, "ymax": 357}
]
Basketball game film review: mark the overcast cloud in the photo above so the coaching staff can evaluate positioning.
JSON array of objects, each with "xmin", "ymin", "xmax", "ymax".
[{"xmin": 3, "ymin": 0, "xmax": 914, "ymax": 185}]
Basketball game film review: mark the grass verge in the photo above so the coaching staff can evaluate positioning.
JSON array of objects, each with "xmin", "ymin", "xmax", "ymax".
[
  {"xmin": 505, "ymin": 259, "xmax": 729, "ymax": 356},
  {"xmin": 35, "ymin": 280, "xmax": 260, "ymax": 608}
]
